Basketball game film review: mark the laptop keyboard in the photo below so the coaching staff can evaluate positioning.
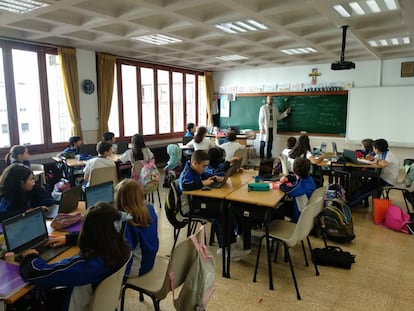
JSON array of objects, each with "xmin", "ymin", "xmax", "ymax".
[{"xmin": 15, "ymin": 245, "xmax": 71, "ymax": 262}]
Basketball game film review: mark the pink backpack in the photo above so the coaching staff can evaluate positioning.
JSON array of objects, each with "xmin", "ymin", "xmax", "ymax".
[{"xmin": 383, "ymin": 205, "xmax": 411, "ymax": 234}]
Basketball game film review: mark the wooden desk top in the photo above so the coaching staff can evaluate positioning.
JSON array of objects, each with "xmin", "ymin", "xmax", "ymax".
[{"xmin": 225, "ymin": 184, "xmax": 285, "ymax": 208}]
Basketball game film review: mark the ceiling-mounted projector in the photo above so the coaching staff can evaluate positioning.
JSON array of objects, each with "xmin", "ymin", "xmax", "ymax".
[{"xmin": 331, "ymin": 25, "xmax": 355, "ymax": 70}]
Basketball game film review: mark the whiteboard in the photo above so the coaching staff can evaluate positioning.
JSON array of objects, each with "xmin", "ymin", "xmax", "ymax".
[{"xmin": 347, "ymin": 86, "xmax": 414, "ymax": 147}]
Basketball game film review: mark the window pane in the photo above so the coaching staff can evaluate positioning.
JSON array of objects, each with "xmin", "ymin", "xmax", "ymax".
[
  {"xmin": 12, "ymin": 49, "xmax": 43, "ymax": 145},
  {"xmin": 198, "ymin": 75, "xmax": 207, "ymax": 126},
  {"xmin": 186, "ymin": 74, "xmax": 196, "ymax": 124},
  {"xmin": 141, "ymin": 67, "xmax": 155, "ymax": 135},
  {"xmin": 46, "ymin": 53, "xmax": 71, "ymax": 143},
  {"xmin": 172, "ymin": 72, "xmax": 183, "ymax": 132},
  {"xmin": 108, "ymin": 69, "xmax": 119, "ymax": 137},
  {"xmin": 0, "ymin": 48, "xmax": 10, "ymax": 148},
  {"xmin": 121, "ymin": 64, "xmax": 139, "ymax": 136},
  {"xmin": 157, "ymin": 70, "xmax": 170, "ymax": 134}
]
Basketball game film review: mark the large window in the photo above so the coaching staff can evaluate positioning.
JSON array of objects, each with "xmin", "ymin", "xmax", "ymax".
[
  {"xmin": 0, "ymin": 40, "xmax": 70, "ymax": 153},
  {"xmin": 109, "ymin": 59, "xmax": 205, "ymax": 141}
]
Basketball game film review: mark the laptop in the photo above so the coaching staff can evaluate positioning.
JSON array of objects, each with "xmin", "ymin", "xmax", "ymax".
[
  {"xmin": 116, "ymin": 141, "xmax": 129, "ymax": 154},
  {"xmin": 45, "ymin": 185, "xmax": 82, "ymax": 219},
  {"xmin": 210, "ymin": 166, "xmax": 234, "ymax": 188},
  {"xmin": 258, "ymin": 159, "xmax": 280, "ymax": 181},
  {"xmin": 85, "ymin": 181, "xmax": 114, "ymax": 209},
  {"xmin": 79, "ymin": 143, "xmax": 98, "ymax": 156},
  {"xmin": 1, "ymin": 208, "xmax": 70, "ymax": 262},
  {"xmin": 332, "ymin": 142, "xmax": 343, "ymax": 156},
  {"xmin": 182, "ymin": 136, "xmax": 193, "ymax": 145},
  {"xmin": 343, "ymin": 149, "xmax": 375, "ymax": 165}
]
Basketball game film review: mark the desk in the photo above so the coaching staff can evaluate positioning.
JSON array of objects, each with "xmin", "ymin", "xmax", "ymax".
[
  {"xmin": 225, "ymin": 184, "xmax": 285, "ymax": 280},
  {"xmin": 207, "ymin": 134, "xmax": 248, "ymax": 146}
]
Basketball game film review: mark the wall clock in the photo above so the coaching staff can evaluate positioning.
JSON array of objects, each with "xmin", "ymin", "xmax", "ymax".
[{"xmin": 81, "ymin": 79, "xmax": 95, "ymax": 94}]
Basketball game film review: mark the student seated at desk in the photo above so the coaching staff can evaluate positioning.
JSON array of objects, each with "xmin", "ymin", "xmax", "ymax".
[
  {"xmin": 218, "ymin": 130, "xmax": 245, "ymax": 161},
  {"xmin": 281, "ymin": 136, "xmax": 297, "ymax": 158},
  {"xmin": 83, "ymin": 141, "xmax": 116, "ymax": 187},
  {"xmin": 205, "ymin": 147, "xmax": 239, "ymax": 176},
  {"xmin": 370, "ymin": 138, "xmax": 399, "ymax": 186},
  {"xmin": 184, "ymin": 122, "xmax": 196, "ymax": 137},
  {"xmin": 119, "ymin": 134, "xmax": 154, "ymax": 164},
  {"xmin": 115, "ymin": 179, "xmax": 159, "ymax": 276},
  {"xmin": 279, "ymin": 157, "xmax": 316, "ymax": 223},
  {"xmin": 184, "ymin": 126, "xmax": 215, "ymax": 151},
  {"xmin": 62, "ymin": 136, "xmax": 83, "ymax": 156},
  {"xmin": 5, "ymin": 145, "xmax": 30, "ymax": 166},
  {"xmin": 19, "ymin": 202, "xmax": 131, "ymax": 311},
  {"xmin": 103, "ymin": 131, "xmax": 117, "ymax": 154},
  {"xmin": 356, "ymin": 138, "xmax": 375, "ymax": 159},
  {"xmin": 178, "ymin": 150, "xmax": 247, "ymax": 260}
]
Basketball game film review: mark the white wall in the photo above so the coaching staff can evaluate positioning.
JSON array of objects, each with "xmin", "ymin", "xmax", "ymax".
[{"xmin": 213, "ymin": 57, "xmax": 414, "ymax": 166}]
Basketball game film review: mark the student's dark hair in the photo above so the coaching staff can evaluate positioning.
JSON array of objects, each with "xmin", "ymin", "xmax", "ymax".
[
  {"xmin": 289, "ymin": 135, "xmax": 311, "ymax": 159},
  {"xmin": 0, "ymin": 164, "xmax": 32, "ymax": 205},
  {"xmin": 361, "ymin": 138, "xmax": 374, "ymax": 153},
  {"xmin": 226, "ymin": 130, "xmax": 237, "ymax": 142},
  {"xmin": 103, "ymin": 132, "xmax": 115, "ymax": 142},
  {"xmin": 207, "ymin": 147, "xmax": 224, "ymax": 166},
  {"xmin": 286, "ymin": 137, "xmax": 297, "ymax": 149},
  {"xmin": 194, "ymin": 126, "xmax": 207, "ymax": 144},
  {"xmin": 68, "ymin": 136, "xmax": 82, "ymax": 147},
  {"xmin": 96, "ymin": 141, "xmax": 112, "ymax": 155},
  {"xmin": 79, "ymin": 202, "xmax": 130, "ymax": 268},
  {"xmin": 5, "ymin": 145, "xmax": 27, "ymax": 165},
  {"xmin": 187, "ymin": 123, "xmax": 195, "ymax": 131},
  {"xmin": 373, "ymin": 138, "xmax": 389, "ymax": 152},
  {"xmin": 293, "ymin": 157, "xmax": 311, "ymax": 178},
  {"xmin": 191, "ymin": 150, "xmax": 209, "ymax": 163},
  {"xmin": 131, "ymin": 134, "xmax": 146, "ymax": 161}
]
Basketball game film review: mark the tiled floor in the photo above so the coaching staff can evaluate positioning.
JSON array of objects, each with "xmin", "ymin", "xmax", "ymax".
[{"xmin": 122, "ymin": 171, "xmax": 414, "ymax": 311}]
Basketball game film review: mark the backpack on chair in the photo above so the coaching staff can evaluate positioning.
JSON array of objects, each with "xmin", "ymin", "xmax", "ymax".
[{"xmin": 132, "ymin": 160, "xmax": 160, "ymax": 194}]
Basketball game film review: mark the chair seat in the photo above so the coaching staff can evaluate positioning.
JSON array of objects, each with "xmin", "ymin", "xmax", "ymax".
[
  {"xmin": 125, "ymin": 256, "xmax": 169, "ymax": 299},
  {"xmin": 267, "ymin": 220, "xmax": 296, "ymax": 245}
]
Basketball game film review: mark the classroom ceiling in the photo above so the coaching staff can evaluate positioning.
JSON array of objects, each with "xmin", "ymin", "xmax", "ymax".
[{"xmin": 0, "ymin": 0, "xmax": 413, "ymax": 72}]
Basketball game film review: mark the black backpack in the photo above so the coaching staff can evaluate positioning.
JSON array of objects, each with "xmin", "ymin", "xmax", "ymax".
[{"xmin": 320, "ymin": 198, "xmax": 355, "ymax": 243}]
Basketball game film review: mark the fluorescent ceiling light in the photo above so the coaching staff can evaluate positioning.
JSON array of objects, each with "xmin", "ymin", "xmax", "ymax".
[
  {"xmin": 365, "ymin": 0, "xmax": 381, "ymax": 13},
  {"xmin": 0, "ymin": 0, "xmax": 48, "ymax": 14},
  {"xmin": 216, "ymin": 55, "xmax": 248, "ymax": 61},
  {"xmin": 333, "ymin": 4, "xmax": 351, "ymax": 17},
  {"xmin": 132, "ymin": 34, "xmax": 182, "ymax": 46},
  {"xmin": 402, "ymin": 37, "xmax": 410, "ymax": 44},
  {"xmin": 369, "ymin": 36, "xmax": 409, "ymax": 47},
  {"xmin": 384, "ymin": 0, "xmax": 398, "ymax": 10},
  {"xmin": 390, "ymin": 38, "xmax": 399, "ymax": 45},
  {"xmin": 215, "ymin": 19, "xmax": 268, "ymax": 34},
  {"xmin": 380, "ymin": 39, "xmax": 388, "ymax": 46},
  {"xmin": 368, "ymin": 40, "xmax": 378, "ymax": 47},
  {"xmin": 349, "ymin": 2, "xmax": 366, "ymax": 15},
  {"xmin": 280, "ymin": 47, "xmax": 318, "ymax": 55}
]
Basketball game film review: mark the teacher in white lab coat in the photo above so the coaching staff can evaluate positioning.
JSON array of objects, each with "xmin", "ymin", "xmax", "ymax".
[{"xmin": 258, "ymin": 95, "xmax": 291, "ymax": 159}]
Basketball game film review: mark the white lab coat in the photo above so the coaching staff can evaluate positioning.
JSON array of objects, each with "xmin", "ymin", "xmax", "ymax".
[{"xmin": 258, "ymin": 104, "xmax": 288, "ymax": 156}]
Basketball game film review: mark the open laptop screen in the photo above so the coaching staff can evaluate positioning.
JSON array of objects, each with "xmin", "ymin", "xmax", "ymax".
[
  {"xmin": 2, "ymin": 208, "xmax": 47, "ymax": 253},
  {"xmin": 85, "ymin": 181, "xmax": 114, "ymax": 209}
]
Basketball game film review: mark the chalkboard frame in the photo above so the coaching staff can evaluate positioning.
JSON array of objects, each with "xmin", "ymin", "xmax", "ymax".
[{"xmin": 220, "ymin": 90, "xmax": 348, "ymax": 137}]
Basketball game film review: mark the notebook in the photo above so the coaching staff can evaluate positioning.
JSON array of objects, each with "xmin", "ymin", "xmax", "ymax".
[
  {"xmin": 1, "ymin": 208, "xmax": 70, "ymax": 262},
  {"xmin": 210, "ymin": 166, "xmax": 234, "ymax": 188},
  {"xmin": 45, "ymin": 185, "xmax": 82, "ymax": 219},
  {"xmin": 85, "ymin": 181, "xmax": 114, "ymax": 209},
  {"xmin": 343, "ymin": 149, "xmax": 375, "ymax": 165},
  {"xmin": 258, "ymin": 159, "xmax": 281, "ymax": 181}
]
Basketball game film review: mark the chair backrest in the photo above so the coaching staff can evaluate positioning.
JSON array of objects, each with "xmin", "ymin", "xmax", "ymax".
[
  {"xmin": 89, "ymin": 166, "xmax": 118, "ymax": 187},
  {"xmin": 164, "ymin": 181, "xmax": 188, "ymax": 229},
  {"xmin": 308, "ymin": 187, "xmax": 326, "ymax": 217},
  {"xmin": 88, "ymin": 258, "xmax": 130, "ymax": 311},
  {"xmin": 279, "ymin": 154, "xmax": 289, "ymax": 175},
  {"xmin": 285, "ymin": 201, "xmax": 320, "ymax": 247},
  {"xmin": 233, "ymin": 148, "xmax": 247, "ymax": 166}
]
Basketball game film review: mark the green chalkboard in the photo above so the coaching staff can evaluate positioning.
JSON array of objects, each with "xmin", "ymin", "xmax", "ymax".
[{"xmin": 220, "ymin": 93, "xmax": 347, "ymax": 135}]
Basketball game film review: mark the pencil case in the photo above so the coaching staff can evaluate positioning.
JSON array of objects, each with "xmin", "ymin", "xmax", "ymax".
[{"xmin": 248, "ymin": 183, "xmax": 271, "ymax": 192}]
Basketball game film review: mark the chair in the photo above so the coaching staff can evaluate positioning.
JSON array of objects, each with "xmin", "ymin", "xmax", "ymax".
[
  {"xmin": 308, "ymin": 187, "xmax": 328, "ymax": 247},
  {"xmin": 133, "ymin": 161, "xmax": 161, "ymax": 207},
  {"xmin": 279, "ymin": 154, "xmax": 289, "ymax": 175},
  {"xmin": 253, "ymin": 201, "xmax": 321, "ymax": 300},
  {"xmin": 31, "ymin": 163, "xmax": 46, "ymax": 185},
  {"xmin": 164, "ymin": 180, "xmax": 207, "ymax": 250},
  {"xmin": 88, "ymin": 257, "xmax": 130, "ymax": 311},
  {"xmin": 245, "ymin": 130, "xmax": 257, "ymax": 161},
  {"xmin": 89, "ymin": 166, "xmax": 118, "ymax": 187},
  {"xmin": 120, "ymin": 228, "xmax": 201, "ymax": 311},
  {"xmin": 234, "ymin": 148, "xmax": 247, "ymax": 166},
  {"xmin": 382, "ymin": 159, "xmax": 414, "ymax": 213}
]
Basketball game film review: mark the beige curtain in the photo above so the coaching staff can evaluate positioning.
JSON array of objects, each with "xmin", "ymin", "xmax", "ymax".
[
  {"xmin": 97, "ymin": 53, "xmax": 116, "ymax": 140},
  {"xmin": 204, "ymin": 71, "xmax": 214, "ymax": 126},
  {"xmin": 58, "ymin": 47, "xmax": 82, "ymax": 136}
]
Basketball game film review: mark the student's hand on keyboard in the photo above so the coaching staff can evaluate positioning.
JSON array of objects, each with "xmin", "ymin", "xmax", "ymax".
[
  {"xmin": 45, "ymin": 235, "xmax": 67, "ymax": 247},
  {"xmin": 22, "ymin": 249, "xmax": 39, "ymax": 257}
]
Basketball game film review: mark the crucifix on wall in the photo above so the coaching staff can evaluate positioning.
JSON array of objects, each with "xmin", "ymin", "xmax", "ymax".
[{"xmin": 309, "ymin": 68, "xmax": 321, "ymax": 85}]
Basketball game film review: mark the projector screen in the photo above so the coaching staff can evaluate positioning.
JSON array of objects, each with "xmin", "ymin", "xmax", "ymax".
[{"xmin": 346, "ymin": 86, "xmax": 414, "ymax": 147}]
